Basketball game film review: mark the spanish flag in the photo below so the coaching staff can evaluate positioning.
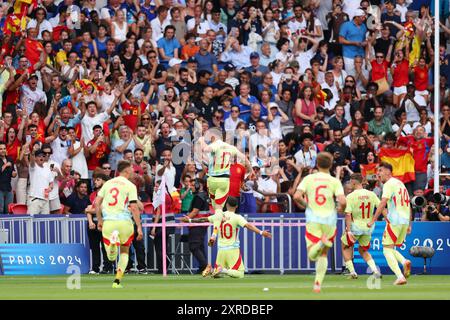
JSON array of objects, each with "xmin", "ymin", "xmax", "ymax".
[
  {"xmin": 3, "ymin": 13, "xmax": 27, "ymax": 35},
  {"xmin": 378, "ymin": 148, "xmax": 416, "ymax": 183},
  {"xmin": 361, "ymin": 163, "xmax": 378, "ymax": 179}
]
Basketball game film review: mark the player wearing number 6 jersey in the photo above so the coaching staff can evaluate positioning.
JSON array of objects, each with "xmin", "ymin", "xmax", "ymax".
[
  {"xmin": 181, "ymin": 196, "xmax": 271, "ymax": 278},
  {"xmin": 368, "ymin": 162, "xmax": 412, "ymax": 286},
  {"xmin": 341, "ymin": 173, "xmax": 381, "ymax": 280},
  {"xmin": 95, "ymin": 161, "xmax": 143, "ymax": 289},
  {"xmin": 294, "ymin": 152, "xmax": 347, "ymax": 293}
]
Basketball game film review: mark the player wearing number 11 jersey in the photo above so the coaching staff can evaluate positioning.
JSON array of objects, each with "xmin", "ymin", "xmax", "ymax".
[
  {"xmin": 294, "ymin": 152, "xmax": 347, "ymax": 293},
  {"xmin": 341, "ymin": 173, "xmax": 381, "ymax": 279},
  {"xmin": 95, "ymin": 161, "xmax": 143, "ymax": 288},
  {"xmin": 368, "ymin": 162, "xmax": 412, "ymax": 285}
]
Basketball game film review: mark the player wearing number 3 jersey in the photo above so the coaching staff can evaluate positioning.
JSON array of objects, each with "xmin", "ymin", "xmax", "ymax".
[
  {"xmin": 294, "ymin": 152, "xmax": 347, "ymax": 293},
  {"xmin": 368, "ymin": 162, "xmax": 412, "ymax": 286},
  {"xmin": 181, "ymin": 196, "xmax": 271, "ymax": 278},
  {"xmin": 341, "ymin": 173, "xmax": 381, "ymax": 280},
  {"xmin": 95, "ymin": 160, "xmax": 143, "ymax": 289}
]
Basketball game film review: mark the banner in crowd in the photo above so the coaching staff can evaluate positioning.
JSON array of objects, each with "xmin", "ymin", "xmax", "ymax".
[
  {"xmin": 0, "ymin": 244, "xmax": 90, "ymax": 275},
  {"xmin": 378, "ymin": 148, "xmax": 415, "ymax": 183},
  {"xmin": 353, "ymin": 222, "xmax": 450, "ymax": 275}
]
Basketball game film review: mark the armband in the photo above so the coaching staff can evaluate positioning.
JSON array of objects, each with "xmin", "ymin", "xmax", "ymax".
[{"xmin": 259, "ymin": 230, "xmax": 263, "ymax": 236}]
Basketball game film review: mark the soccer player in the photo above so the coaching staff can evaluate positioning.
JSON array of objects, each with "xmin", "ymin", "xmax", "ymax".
[
  {"xmin": 181, "ymin": 196, "xmax": 271, "ymax": 278},
  {"xmin": 199, "ymin": 128, "xmax": 251, "ymax": 248},
  {"xmin": 293, "ymin": 152, "xmax": 347, "ymax": 293},
  {"xmin": 95, "ymin": 160, "xmax": 143, "ymax": 288},
  {"xmin": 341, "ymin": 173, "xmax": 382, "ymax": 279},
  {"xmin": 368, "ymin": 162, "xmax": 412, "ymax": 285}
]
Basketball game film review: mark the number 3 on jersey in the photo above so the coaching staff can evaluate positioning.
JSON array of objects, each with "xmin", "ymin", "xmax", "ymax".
[{"xmin": 108, "ymin": 188, "xmax": 128, "ymax": 207}]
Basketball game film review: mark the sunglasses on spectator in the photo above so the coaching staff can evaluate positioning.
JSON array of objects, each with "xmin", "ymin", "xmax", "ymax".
[
  {"xmin": 102, "ymin": 166, "xmax": 111, "ymax": 170},
  {"xmin": 231, "ymin": 110, "xmax": 239, "ymax": 113},
  {"xmin": 376, "ymin": 55, "xmax": 384, "ymax": 58},
  {"xmin": 44, "ymin": 151, "xmax": 52, "ymax": 155},
  {"xmin": 345, "ymin": 80, "xmax": 354, "ymax": 83},
  {"xmin": 142, "ymin": 117, "xmax": 151, "ymax": 120}
]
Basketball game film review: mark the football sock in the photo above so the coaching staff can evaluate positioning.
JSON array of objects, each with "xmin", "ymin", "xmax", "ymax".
[
  {"xmin": 345, "ymin": 260, "xmax": 355, "ymax": 273},
  {"xmin": 105, "ymin": 243, "xmax": 118, "ymax": 262},
  {"xmin": 308, "ymin": 242, "xmax": 324, "ymax": 261},
  {"xmin": 367, "ymin": 259, "xmax": 378, "ymax": 273},
  {"xmin": 115, "ymin": 253, "xmax": 129, "ymax": 281},
  {"xmin": 314, "ymin": 256, "xmax": 328, "ymax": 285},
  {"xmin": 383, "ymin": 248, "xmax": 403, "ymax": 279},
  {"xmin": 392, "ymin": 249, "xmax": 406, "ymax": 265}
]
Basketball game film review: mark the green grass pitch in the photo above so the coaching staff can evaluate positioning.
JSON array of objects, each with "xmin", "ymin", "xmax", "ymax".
[{"xmin": 0, "ymin": 274, "xmax": 449, "ymax": 299}]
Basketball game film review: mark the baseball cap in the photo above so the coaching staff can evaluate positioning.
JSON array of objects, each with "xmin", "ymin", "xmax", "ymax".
[
  {"xmin": 316, "ymin": 106, "xmax": 325, "ymax": 113},
  {"xmin": 268, "ymin": 102, "xmax": 278, "ymax": 109},
  {"xmin": 289, "ymin": 60, "xmax": 299, "ymax": 69},
  {"xmin": 353, "ymin": 8, "xmax": 366, "ymax": 17},
  {"xmin": 187, "ymin": 57, "xmax": 197, "ymax": 64},
  {"xmin": 250, "ymin": 52, "xmax": 260, "ymax": 59},
  {"xmin": 407, "ymin": 81, "xmax": 415, "ymax": 88},
  {"xmin": 224, "ymin": 63, "xmax": 236, "ymax": 71},
  {"xmin": 186, "ymin": 106, "xmax": 199, "ymax": 115},
  {"xmin": 29, "ymin": 73, "xmax": 38, "ymax": 80},
  {"xmin": 169, "ymin": 58, "xmax": 183, "ymax": 67}
]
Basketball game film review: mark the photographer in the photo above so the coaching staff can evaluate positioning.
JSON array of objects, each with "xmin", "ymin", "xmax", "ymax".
[
  {"xmin": 184, "ymin": 178, "xmax": 210, "ymax": 274},
  {"xmin": 421, "ymin": 202, "xmax": 450, "ymax": 222}
]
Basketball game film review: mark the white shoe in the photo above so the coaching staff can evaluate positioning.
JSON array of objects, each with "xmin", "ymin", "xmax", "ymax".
[
  {"xmin": 348, "ymin": 271, "xmax": 358, "ymax": 279},
  {"xmin": 88, "ymin": 270, "xmax": 98, "ymax": 275}
]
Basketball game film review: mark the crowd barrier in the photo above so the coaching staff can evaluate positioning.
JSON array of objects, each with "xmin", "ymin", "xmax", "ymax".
[{"xmin": 0, "ymin": 214, "xmax": 449, "ymax": 275}]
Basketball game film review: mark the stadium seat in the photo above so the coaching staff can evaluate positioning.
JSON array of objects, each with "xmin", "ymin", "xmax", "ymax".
[
  {"xmin": 9, "ymin": 204, "xmax": 28, "ymax": 214},
  {"xmin": 143, "ymin": 202, "xmax": 154, "ymax": 214}
]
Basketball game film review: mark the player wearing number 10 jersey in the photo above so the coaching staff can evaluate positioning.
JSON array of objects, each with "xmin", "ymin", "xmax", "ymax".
[
  {"xmin": 95, "ymin": 161, "xmax": 143, "ymax": 288},
  {"xmin": 294, "ymin": 152, "xmax": 347, "ymax": 293},
  {"xmin": 341, "ymin": 173, "xmax": 381, "ymax": 280},
  {"xmin": 181, "ymin": 196, "xmax": 271, "ymax": 278},
  {"xmin": 368, "ymin": 162, "xmax": 412, "ymax": 286}
]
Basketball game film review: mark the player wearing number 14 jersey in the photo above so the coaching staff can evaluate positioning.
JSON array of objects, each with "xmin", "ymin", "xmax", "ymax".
[
  {"xmin": 341, "ymin": 173, "xmax": 381, "ymax": 279},
  {"xmin": 368, "ymin": 162, "xmax": 412, "ymax": 285},
  {"xmin": 95, "ymin": 161, "xmax": 143, "ymax": 288},
  {"xmin": 294, "ymin": 152, "xmax": 347, "ymax": 293}
]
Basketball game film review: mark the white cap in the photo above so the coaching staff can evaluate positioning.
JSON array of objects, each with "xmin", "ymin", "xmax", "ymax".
[
  {"xmin": 169, "ymin": 58, "xmax": 183, "ymax": 67},
  {"xmin": 353, "ymin": 8, "xmax": 366, "ymax": 17}
]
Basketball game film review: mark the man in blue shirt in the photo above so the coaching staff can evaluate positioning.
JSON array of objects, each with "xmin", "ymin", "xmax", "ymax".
[
  {"xmin": 339, "ymin": 9, "xmax": 367, "ymax": 75},
  {"xmin": 157, "ymin": 25, "xmax": 181, "ymax": 62},
  {"xmin": 194, "ymin": 38, "xmax": 218, "ymax": 74},
  {"xmin": 232, "ymin": 83, "xmax": 259, "ymax": 122}
]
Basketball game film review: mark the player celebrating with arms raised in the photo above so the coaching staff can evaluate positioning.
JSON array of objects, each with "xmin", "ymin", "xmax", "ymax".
[
  {"xmin": 368, "ymin": 162, "xmax": 412, "ymax": 285},
  {"xmin": 341, "ymin": 173, "xmax": 382, "ymax": 279},
  {"xmin": 95, "ymin": 160, "xmax": 143, "ymax": 288},
  {"xmin": 199, "ymin": 128, "xmax": 251, "ymax": 249},
  {"xmin": 294, "ymin": 152, "xmax": 347, "ymax": 293}
]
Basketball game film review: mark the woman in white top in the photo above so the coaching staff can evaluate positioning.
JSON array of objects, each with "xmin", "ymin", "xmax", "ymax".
[
  {"xmin": 275, "ymin": 38, "xmax": 294, "ymax": 64},
  {"xmin": 303, "ymin": 8, "xmax": 324, "ymax": 42},
  {"xmin": 111, "ymin": 10, "xmax": 128, "ymax": 44},
  {"xmin": 261, "ymin": 8, "xmax": 280, "ymax": 49},
  {"xmin": 331, "ymin": 56, "xmax": 347, "ymax": 91},
  {"xmin": 269, "ymin": 59, "xmax": 285, "ymax": 88},
  {"xmin": 97, "ymin": 82, "xmax": 115, "ymax": 113},
  {"xmin": 27, "ymin": 7, "xmax": 53, "ymax": 40}
]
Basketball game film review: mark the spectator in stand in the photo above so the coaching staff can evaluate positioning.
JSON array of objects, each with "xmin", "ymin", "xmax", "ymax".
[
  {"xmin": 27, "ymin": 148, "xmax": 54, "ymax": 215},
  {"xmin": 64, "ymin": 180, "xmax": 90, "ymax": 214},
  {"xmin": 368, "ymin": 106, "xmax": 393, "ymax": 139},
  {"xmin": 0, "ymin": 142, "xmax": 16, "ymax": 213},
  {"xmin": 338, "ymin": 9, "xmax": 367, "ymax": 74}
]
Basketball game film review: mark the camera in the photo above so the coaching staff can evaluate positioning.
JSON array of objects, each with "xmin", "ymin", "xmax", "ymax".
[
  {"xmin": 432, "ymin": 193, "xmax": 450, "ymax": 205},
  {"xmin": 426, "ymin": 204, "xmax": 436, "ymax": 213},
  {"xmin": 70, "ymin": 170, "xmax": 75, "ymax": 176},
  {"xmin": 411, "ymin": 195, "xmax": 426, "ymax": 208},
  {"xmin": 143, "ymin": 156, "xmax": 149, "ymax": 162}
]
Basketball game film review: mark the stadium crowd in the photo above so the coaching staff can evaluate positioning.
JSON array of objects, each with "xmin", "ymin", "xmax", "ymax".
[{"xmin": 0, "ymin": 0, "xmax": 449, "ymax": 224}]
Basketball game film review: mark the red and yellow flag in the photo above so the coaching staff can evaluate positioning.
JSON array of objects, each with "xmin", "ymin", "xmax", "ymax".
[
  {"xmin": 361, "ymin": 163, "xmax": 378, "ymax": 178},
  {"xmin": 378, "ymin": 148, "xmax": 416, "ymax": 183}
]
